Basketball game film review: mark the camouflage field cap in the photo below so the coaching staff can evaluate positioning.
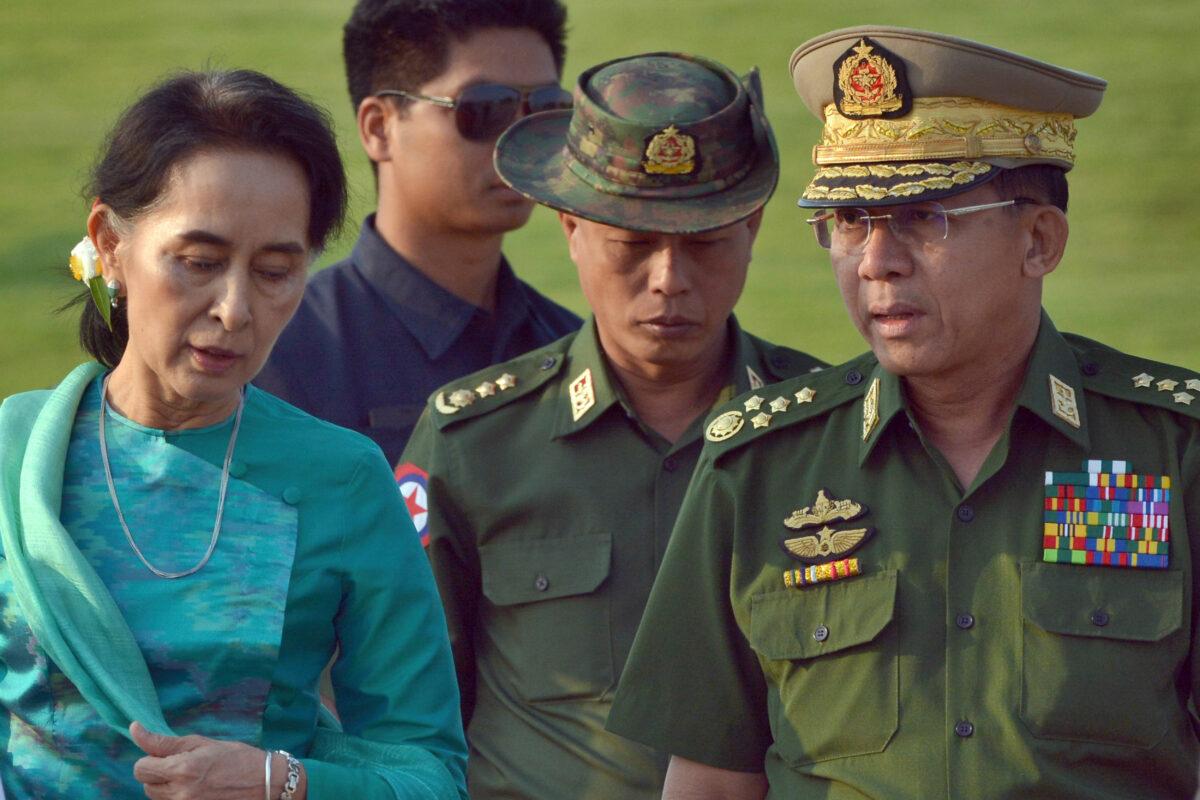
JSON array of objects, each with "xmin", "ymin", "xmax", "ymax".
[
  {"xmin": 494, "ymin": 52, "xmax": 778, "ymax": 233},
  {"xmin": 790, "ymin": 26, "xmax": 1107, "ymax": 207}
]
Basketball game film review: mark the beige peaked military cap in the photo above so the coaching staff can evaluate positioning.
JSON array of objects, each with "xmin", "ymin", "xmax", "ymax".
[{"xmin": 791, "ymin": 26, "xmax": 1107, "ymax": 207}]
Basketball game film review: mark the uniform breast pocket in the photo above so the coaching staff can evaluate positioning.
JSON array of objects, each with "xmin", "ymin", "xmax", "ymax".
[
  {"xmin": 479, "ymin": 533, "xmax": 613, "ymax": 703},
  {"xmin": 1020, "ymin": 562, "xmax": 1184, "ymax": 748},
  {"xmin": 747, "ymin": 570, "xmax": 898, "ymax": 766}
]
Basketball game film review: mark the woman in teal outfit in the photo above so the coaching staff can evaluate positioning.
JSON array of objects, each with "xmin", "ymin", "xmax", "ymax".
[{"xmin": 0, "ymin": 70, "xmax": 467, "ymax": 799}]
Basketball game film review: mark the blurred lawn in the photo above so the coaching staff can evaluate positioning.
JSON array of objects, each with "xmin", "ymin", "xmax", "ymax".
[{"xmin": 2, "ymin": 0, "xmax": 1196, "ymax": 396}]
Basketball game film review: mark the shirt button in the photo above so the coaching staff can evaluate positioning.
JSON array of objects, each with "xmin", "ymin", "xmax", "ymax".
[
  {"xmin": 663, "ymin": 457, "xmax": 678, "ymax": 472},
  {"xmin": 534, "ymin": 573, "xmax": 550, "ymax": 592},
  {"xmin": 844, "ymin": 369, "xmax": 864, "ymax": 386},
  {"xmin": 956, "ymin": 504, "xmax": 975, "ymax": 523},
  {"xmin": 229, "ymin": 460, "xmax": 247, "ymax": 479},
  {"xmin": 771, "ymin": 354, "xmax": 789, "ymax": 369},
  {"xmin": 540, "ymin": 356, "xmax": 557, "ymax": 370},
  {"xmin": 264, "ymin": 703, "xmax": 284, "ymax": 722},
  {"xmin": 1090, "ymin": 609, "xmax": 1110, "ymax": 627},
  {"xmin": 1081, "ymin": 361, "xmax": 1100, "ymax": 377},
  {"xmin": 282, "ymin": 487, "xmax": 303, "ymax": 505},
  {"xmin": 955, "ymin": 720, "xmax": 974, "ymax": 738},
  {"xmin": 813, "ymin": 624, "xmax": 830, "ymax": 642},
  {"xmin": 956, "ymin": 613, "xmax": 976, "ymax": 630}
]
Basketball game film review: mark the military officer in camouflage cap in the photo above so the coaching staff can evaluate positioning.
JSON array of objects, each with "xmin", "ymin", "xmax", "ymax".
[
  {"xmin": 608, "ymin": 27, "xmax": 1200, "ymax": 799},
  {"xmin": 399, "ymin": 52, "xmax": 824, "ymax": 799}
]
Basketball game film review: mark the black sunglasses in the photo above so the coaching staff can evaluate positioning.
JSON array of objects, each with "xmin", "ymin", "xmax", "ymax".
[{"xmin": 375, "ymin": 83, "xmax": 574, "ymax": 142}]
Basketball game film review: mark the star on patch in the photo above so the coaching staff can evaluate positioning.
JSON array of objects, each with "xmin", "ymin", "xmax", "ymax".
[
  {"xmin": 1187, "ymin": 379, "xmax": 1200, "ymax": 392},
  {"xmin": 744, "ymin": 395, "xmax": 765, "ymax": 412},
  {"xmin": 496, "ymin": 373, "xmax": 517, "ymax": 391},
  {"xmin": 1157, "ymin": 378, "xmax": 1178, "ymax": 392},
  {"xmin": 475, "ymin": 381, "xmax": 497, "ymax": 398},
  {"xmin": 1132, "ymin": 373, "xmax": 1154, "ymax": 388},
  {"xmin": 751, "ymin": 412, "xmax": 772, "ymax": 429},
  {"xmin": 769, "ymin": 396, "xmax": 791, "ymax": 413},
  {"xmin": 1174, "ymin": 392, "xmax": 1195, "ymax": 406},
  {"xmin": 795, "ymin": 386, "xmax": 816, "ymax": 404}
]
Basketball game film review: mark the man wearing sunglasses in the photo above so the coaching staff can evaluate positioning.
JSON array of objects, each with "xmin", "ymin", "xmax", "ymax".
[
  {"xmin": 400, "ymin": 53, "xmax": 825, "ymax": 799},
  {"xmin": 608, "ymin": 27, "xmax": 1200, "ymax": 799},
  {"xmin": 257, "ymin": 0, "xmax": 580, "ymax": 469}
]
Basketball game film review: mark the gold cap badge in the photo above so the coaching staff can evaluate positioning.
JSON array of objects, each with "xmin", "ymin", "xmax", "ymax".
[
  {"xmin": 833, "ymin": 37, "xmax": 911, "ymax": 119},
  {"xmin": 643, "ymin": 124, "xmax": 696, "ymax": 175}
]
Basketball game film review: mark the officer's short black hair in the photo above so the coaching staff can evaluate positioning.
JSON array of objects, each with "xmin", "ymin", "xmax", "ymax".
[
  {"xmin": 992, "ymin": 164, "xmax": 1069, "ymax": 213},
  {"xmin": 342, "ymin": 0, "xmax": 569, "ymax": 113}
]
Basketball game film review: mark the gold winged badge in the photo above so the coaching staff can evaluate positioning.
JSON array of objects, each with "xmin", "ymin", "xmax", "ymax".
[{"xmin": 780, "ymin": 489, "xmax": 875, "ymax": 565}]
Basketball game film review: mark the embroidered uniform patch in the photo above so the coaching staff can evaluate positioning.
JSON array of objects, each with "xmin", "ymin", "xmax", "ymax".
[
  {"xmin": 1043, "ymin": 461, "xmax": 1171, "ymax": 569},
  {"xmin": 394, "ymin": 463, "xmax": 431, "ymax": 547}
]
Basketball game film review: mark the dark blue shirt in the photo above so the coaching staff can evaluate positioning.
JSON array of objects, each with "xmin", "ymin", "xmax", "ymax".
[{"xmin": 256, "ymin": 216, "xmax": 581, "ymax": 466}]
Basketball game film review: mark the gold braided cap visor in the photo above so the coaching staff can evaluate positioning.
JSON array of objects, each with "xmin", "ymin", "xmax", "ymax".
[{"xmin": 813, "ymin": 97, "xmax": 1077, "ymax": 168}]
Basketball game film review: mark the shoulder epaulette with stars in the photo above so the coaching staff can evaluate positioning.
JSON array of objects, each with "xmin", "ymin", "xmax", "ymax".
[
  {"xmin": 427, "ymin": 340, "xmax": 569, "ymax": 431},
  {"xmin": 1064, "ymin": 334, "xmax": 1200, "ymax": 421},
  {"xmin": 702, "ymin": 351, "xmax": 877, "ymax": 459}
]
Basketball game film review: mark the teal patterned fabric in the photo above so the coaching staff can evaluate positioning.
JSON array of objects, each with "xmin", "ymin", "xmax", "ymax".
[{"xmin": 0, "ymin": 377, "xmax": 297, "ymax": 798}]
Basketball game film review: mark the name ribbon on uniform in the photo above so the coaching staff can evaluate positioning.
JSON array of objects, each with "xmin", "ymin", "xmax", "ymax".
[{"xmin": 1043, "ymin": 460, "xmax": 1170, "ymax": 569}]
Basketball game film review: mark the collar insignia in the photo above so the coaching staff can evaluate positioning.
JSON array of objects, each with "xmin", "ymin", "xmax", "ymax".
[
  {"xmin": 862, "ymin": 377, "xmax": 880, "ymax": 441},
  {"xmin": 643, "ymin": 124, "xmax": 696, "ymax": 175},
  {"xmin": 833, "ymin": 37, "xmax": 912, "ymax": 120},
  {"xmin": 747, "ymin": 365, "xmax": 765, "ymax": 390},
  {"xmin": 569, "ymin": 368, "xmax": 596, "ymax": 421},
  {"xmin": 706, "ymin": 410, "xmax": 745, "ymax": 442},
  {"xmin": 1049, "ymin": 374, "xmax": 1081, "ymax": 428}
]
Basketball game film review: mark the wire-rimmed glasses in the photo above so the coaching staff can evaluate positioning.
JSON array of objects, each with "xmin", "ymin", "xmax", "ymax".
[{"xmin": 804, "ymin": 198, "xmax": 1037, "ymax": 253}]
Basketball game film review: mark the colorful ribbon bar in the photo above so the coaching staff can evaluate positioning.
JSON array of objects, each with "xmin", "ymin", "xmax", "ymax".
[
  {"xmin": 1044, "ymin": 471, "xmax": 1170, "ymax": 489},
  {"xmin": 1042, "ymin": 522, "xmax": 1169, "ymax": 541},
  {"xmin": 1084, "ymin": 459, "xmax": 1129, "ymax": 473},
  {"xmin": 1043, "ymin": 511, "xmax": 1170, "ymax": 529},
  {"xmin": 1042, "ymin": 549, "xmax": 1169, "ymax": 569},
  {"xmin": 784, "ymin": 557, "xmax": 861, "ymax": 588},
  {"xmin": 1044, "ymin": 485, "xmax": 1170, "ymax": 502},
  {"xmin": 1042, "ymin": 535, "xmax": 1169, "ymax": 555},
  {"xmin": 1044, "ymin": 497, "xmax": 1170, "ymax": 515}
]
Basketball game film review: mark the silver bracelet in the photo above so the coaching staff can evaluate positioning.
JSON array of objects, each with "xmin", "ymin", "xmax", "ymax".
[
  {"xmin": 277, "ymin": 750, "xmax": 301, "ymax": 800},
  {"xmin": 263, "ymin": 749, "xmax": 273, "ymax": 800}
]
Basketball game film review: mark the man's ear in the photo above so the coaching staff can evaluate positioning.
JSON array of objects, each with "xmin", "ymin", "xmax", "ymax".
[
  {"xmin": 1022, "ymin": 204, "xmax": 1069, "ymax": 279},
  {"xmin": 87, "ymin": 199, "xmax": 125, "ymax": 287},
  {"xmin": 357, "ymin": 96, "xmax": 396, "ymax": 164}
]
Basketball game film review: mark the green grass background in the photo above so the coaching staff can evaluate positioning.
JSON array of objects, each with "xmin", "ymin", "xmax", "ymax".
[{"xmin": 3, "ymin": 0, "xmax": 1196, "ymax": 397}]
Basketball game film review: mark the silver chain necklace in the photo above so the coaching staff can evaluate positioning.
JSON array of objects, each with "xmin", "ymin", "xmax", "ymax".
[{"xmin": 98, "ymin": 374, "xmax": 245, "ymax": 579}]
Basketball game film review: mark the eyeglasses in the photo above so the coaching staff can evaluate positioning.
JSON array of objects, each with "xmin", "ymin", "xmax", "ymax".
[
  {"xmin": 804, "ymin": 198, "xmax": 1037, "ymax": 253},
  {"xmin": 375, "ymin": 83, "xmax": 574, "ymax": 142}
]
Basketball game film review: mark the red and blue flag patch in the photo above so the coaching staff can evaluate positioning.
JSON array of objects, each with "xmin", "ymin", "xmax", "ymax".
[{"xmin": 394, "ymin": 462, "xmax": 430, "ymax": 547}]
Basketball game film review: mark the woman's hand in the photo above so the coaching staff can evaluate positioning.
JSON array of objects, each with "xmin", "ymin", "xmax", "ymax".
[{"xmin": 130, "ymin": 721, "xmax": 298, "ymax": 800}]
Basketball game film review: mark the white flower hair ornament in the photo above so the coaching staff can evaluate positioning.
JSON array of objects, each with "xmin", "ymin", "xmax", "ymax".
[{"xmin": 69, "ymin": 236, "xmax": 117, "ymax": 330}]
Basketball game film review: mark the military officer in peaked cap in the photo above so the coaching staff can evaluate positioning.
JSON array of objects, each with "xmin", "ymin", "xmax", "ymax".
[
  {"xmin": 607, "ymin": 27, "xmax": 1200, "ymax": 799},
  {"xmin": 399, "ymin": 53, "xmax": 825, "ymax": 799}
]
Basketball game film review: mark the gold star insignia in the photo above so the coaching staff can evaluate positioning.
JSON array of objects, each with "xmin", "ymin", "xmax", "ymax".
[
  {"xmin": 1132, "ymin": 373, "xmax": 1154, "ymax": 388},
  {"xmin": 475, "ymin": 381, "xmax": 497, "ymax": 397},
  {"xmin": 751, "ymin": 412, "xmax": 772, "ymax": 429},
  {"xmin": 769, "ymin": 396, "xmax": 791, "ymax": 413},
  {"xmin": 495, "ymin": 373, "xmax": 517, "ymax": 391},
  {"xmin": 449, "ymin": 389, "xmax": 477, "ymax": 408},
  {"xmin": 744, "ymin": 395, "xmax": 765, "ymax": 412},
  {"xmin": 1174, "ymin": 392, "xmax": 1195, "ymax": 406},
  {"xmin": 1187, "ymin": 379, "xmax": 1200, "ymax": 392},
  {"xmin": 1156, "ymin": 378, "xmax": 1178, "ymax": 392},
  {"xmin": 794, "ymin": 386, "xmax": 816, "ymax": 404}
]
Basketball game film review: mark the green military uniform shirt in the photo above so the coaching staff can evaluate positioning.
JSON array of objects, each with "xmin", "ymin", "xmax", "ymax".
[
  {"xmin": 608, "ymin": 313, "xmax": 1200, "ymax": 798},
  {"xmin": 401, "ymin": 316, "xmax": 824, "ymax": 799}
]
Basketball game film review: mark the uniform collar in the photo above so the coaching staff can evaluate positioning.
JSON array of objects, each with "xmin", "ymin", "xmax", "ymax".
[
  {"xmin": 551, "ymin": 315, "xmax": 764, "ymax": 440},
  {"xmin": 350, "ymin": 214, "xmax": 532, "ymax": 360},
  {"xmin": 858, "ymin": 309, "xmax": 1090, "ymax": 465}
]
